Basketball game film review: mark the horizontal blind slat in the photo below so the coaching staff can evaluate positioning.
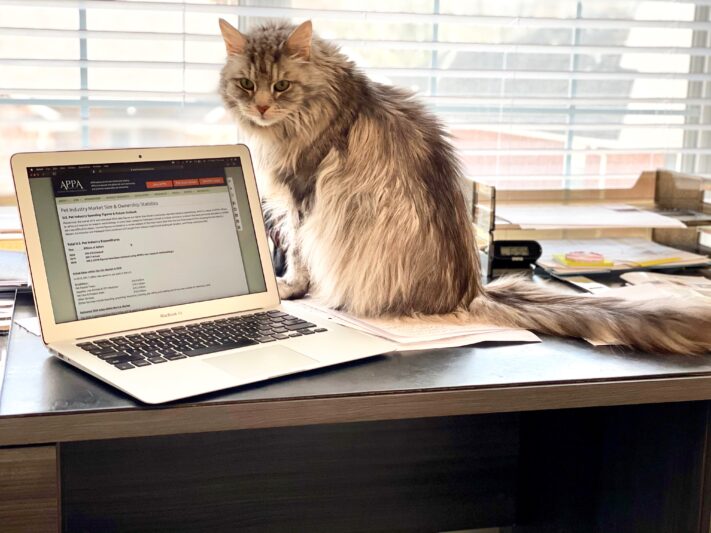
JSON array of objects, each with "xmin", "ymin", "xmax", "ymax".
[
  {"xmin": 372, "ymin": 67, "xmax": 711, "ymax": 81},
  {"xmin": 3, "ymin": 114, "xmax": 707, "ymax": 133},
  {"xmin": 4, "ymin": 117, "xmax": 709, "ymax": 133},
  {"xmin": 0, "ymin": 100, "xmax": 695, "ymax": 119},
  {"xmin": 2, "ymin": 59, "xmax": 709, "ymax": 81},
  {"xmin": 5, "ymin": 0, "xmax": 711, "ymax": 5},
  {"xmin": 2, "ymin": 27, "xmax": 711, "ymax": 57},
  {"xmin": 466, "ymin": 174, "xmax": 649, "ymax": 182},
  {"xmin": 3, "ymin": 87, "xmax": 710, "ymax": 107},
  {"xmin": 453, "ymin": 123, "xmax": 711, "ymax": 131},
  {"xmin": 0, "ymin": 0, "xmax": 709, "ymax": 30},
  {"xmin": 430, "ymin": 96, "xmax": 706, "ymax": 106},
  {"xmin": 460, "ymin": 148, "xmax": 711, "ymax": 155}
]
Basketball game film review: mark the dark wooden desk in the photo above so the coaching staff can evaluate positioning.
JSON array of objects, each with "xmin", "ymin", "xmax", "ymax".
[{"xmin": 1, "ymin": 292, "xmax": 711, "ymax": 533}]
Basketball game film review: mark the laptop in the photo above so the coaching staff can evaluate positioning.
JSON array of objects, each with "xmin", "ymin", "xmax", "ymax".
[{"xmin": 11, "ymin": 144, "xmax": 395, "ymax": 404}]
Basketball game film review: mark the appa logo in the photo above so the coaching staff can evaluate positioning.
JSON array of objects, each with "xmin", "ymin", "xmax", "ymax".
[{"xmin": 59, "ymin": 179, "xmax": 85, "ymax": 192}]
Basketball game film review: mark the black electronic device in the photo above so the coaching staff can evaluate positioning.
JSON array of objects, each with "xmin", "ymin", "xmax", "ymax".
[{"xmin": 490, "ymin": 240, "xmax": 542, "ymax": 270}]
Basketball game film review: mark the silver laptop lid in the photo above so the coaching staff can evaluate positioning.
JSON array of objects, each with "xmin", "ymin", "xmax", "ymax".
[{"xmin": 12, "ymin": 145, "xmax": 280, "ymax": 344}]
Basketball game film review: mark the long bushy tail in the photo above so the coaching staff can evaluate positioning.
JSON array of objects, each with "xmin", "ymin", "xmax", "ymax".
[{"xmin": 470, "ymin": 276, "xmax": 711, "ymax": 354}]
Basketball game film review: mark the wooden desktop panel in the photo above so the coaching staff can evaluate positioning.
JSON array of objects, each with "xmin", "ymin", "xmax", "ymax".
[
  {"xmin": 0, "ymin": 445, "xmax": 58, "ymax": 533},
  {"xmin": 56, "ymin": 403, "xmax": 711, "ymax": 533},
  {"xmin": 60, "ymin": 414, "xmax": 519, "ymax": 533}
]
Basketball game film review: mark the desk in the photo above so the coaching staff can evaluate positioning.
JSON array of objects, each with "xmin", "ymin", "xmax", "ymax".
[{"xmin": 1, "ymin": 291, "xmax": 711, "ymax": 532}]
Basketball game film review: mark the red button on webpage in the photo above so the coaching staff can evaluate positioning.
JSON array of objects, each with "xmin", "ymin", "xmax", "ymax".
[
  {"xmin": 146, "ymin": 180, "xmax": 173, "ymax": 189},
  {"xmin": 198, "ymin": 177, "xmax": 225, "ymax": 186},
  {"xmin": 173, "ymin": 179, "xmax": 200, "ymax": 187}
]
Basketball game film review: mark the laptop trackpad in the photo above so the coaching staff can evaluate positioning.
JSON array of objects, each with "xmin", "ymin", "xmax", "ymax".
[{"xmin": 203, "ymin": 346, "xmax": 318, "ymax": 380}]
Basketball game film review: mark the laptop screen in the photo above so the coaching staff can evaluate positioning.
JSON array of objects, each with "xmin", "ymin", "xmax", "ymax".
[{"xmin": 26, "ymin": 157, "xmax": 267, "ymax": 324}]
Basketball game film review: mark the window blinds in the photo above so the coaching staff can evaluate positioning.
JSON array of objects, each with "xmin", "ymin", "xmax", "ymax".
[{"xmin": 1, "ymin": 0, "xmax": 710, "ymax": 193}]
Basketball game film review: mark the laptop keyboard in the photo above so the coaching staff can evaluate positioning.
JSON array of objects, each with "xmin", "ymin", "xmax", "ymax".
[{"xmin": 76, "ymin": 310, "xmax": 328, "ymax": 370}]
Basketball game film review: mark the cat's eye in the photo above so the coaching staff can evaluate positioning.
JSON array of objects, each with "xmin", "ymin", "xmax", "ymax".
[
  {"xmin": 238, "ymin": 78, "xmax": 255, "ymax": 91},
  {"xmin": 273, "ymin": 80, "xmax": 291, "ymax": 92}
]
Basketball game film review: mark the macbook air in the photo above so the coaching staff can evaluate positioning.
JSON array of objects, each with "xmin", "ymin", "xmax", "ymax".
[{"xmin": 11, "ymin": 144, "xmax": 394, "ymax": 403}]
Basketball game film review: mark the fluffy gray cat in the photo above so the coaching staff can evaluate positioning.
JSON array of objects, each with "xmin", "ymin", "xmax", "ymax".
[{"xmin": 218, "ymin": 19, "xmax": 711, "ymax": 354}]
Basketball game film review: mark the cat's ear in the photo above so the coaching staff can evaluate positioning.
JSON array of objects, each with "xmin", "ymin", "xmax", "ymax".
[
  {"xmin": 219, "ymin": 18, "xmax": 247, "ymax": 56},
  {"xmin": 284, "ymin": 20, "xmax": 312, "ymax": 60}
]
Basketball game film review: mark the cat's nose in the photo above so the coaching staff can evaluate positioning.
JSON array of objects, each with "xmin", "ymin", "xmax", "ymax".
[{"xmin": 257, "ymin": 105, "xmax": 270, "ymax": 115}]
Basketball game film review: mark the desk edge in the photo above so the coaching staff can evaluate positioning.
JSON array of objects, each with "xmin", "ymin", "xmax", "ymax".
[{"xmin": 2, "ymin": 375, "xmax": 711, "ymax": 446}]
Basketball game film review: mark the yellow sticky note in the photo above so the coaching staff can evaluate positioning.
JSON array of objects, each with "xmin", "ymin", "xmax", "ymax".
[{"xmin": 553, "ymin": 253, "xmax": 614, "ymax": 267}]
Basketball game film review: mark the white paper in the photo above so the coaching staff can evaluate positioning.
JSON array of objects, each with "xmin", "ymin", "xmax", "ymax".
[
  {"xmin": 620, "ymin": 272, "xmax": 711, "ymax": 298},
  {"xmin": 0, "ymin": 250, "xmax": 29, "ymax": 285},
  {"xmin": 0, "ymin": 206, "xmax": 21, "ymax": 233},
  {"xmin": 595, "ymin": 283, "xmax": 709, "ymax": 302},
  {"xmin": 497, "ymin": 204, "xmax": 685, "ymax": 229},
  {"xmin": 15, "ymin": 316, "xmax": 41, "ymax": 336},
  {"xmin": 285, "ymin": 299, "xmax": 540, "ymax": 350},
  {"xmin": 536, "ymin": 238, "xmax": 710, "ymax": 275},
  {"xmin": 396, "ymin": 329, "xmax": 541, "ymax": 350}
]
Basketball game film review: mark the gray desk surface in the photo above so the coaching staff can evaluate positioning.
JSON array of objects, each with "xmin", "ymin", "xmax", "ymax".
[{"xmin": 1, "ymin": 290, "xmax": 711, "ymax": 446}]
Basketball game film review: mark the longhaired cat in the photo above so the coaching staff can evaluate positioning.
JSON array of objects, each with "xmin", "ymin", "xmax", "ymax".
[{"xmin": 218, "ymin": 19, "xmax": 711, "ymax": 354}]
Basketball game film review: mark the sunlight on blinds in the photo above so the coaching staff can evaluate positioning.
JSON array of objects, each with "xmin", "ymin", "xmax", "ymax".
[{"xmin": 1, "ymin": 0, "xmax": 710, "ymax": 195}]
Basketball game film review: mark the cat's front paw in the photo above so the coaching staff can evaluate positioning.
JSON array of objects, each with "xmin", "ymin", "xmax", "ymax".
[{"xmin": 277, "ymin": 277, "xmax": 308, "ymax": 300}]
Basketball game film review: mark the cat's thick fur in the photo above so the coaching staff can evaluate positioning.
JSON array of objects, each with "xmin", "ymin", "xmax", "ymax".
[{"xmin": 219, "ymin": 19, "xmax": 711, "ymax": 354}]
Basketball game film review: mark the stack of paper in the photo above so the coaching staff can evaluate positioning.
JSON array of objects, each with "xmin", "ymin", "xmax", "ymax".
[
  {"xmin": 0, "ymin": 206, "xmax": 24, "ymax": 252},
  {"xmin": 701, "ymin": 227, "xmax": 711, "ymax": 250},
  {"xmin": 620, "ymin": 271, "xmax": 711, "ymax": 299},
  {"xmin": 0, "ymin": 206, "xmax": 20, "ymax": 231},
  {"xmin": 496, "ymin": 203, "xmax": 686, "ymax": 229},
  {"xmin": 0, "ymin": 296, "xmax": 14, "ymax": 334},
  {"xmin": 286, "ymin": 299, "xmax": 540, "ymax": 350},
  {"xmin": 0, "ymin": 250, "xmax": 29, "ymax": 289},
  {"xmin": 537, "ymin": 238, "xmax": 710, "ymax": 275}
]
